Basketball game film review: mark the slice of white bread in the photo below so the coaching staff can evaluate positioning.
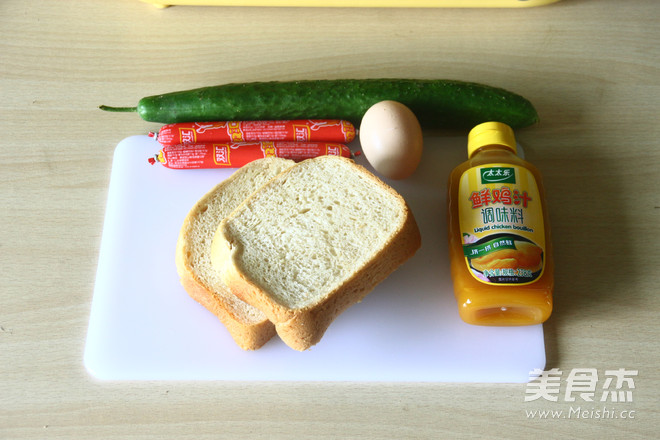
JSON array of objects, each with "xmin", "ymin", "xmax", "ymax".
[
  {"xmin": 175, "ymin": 157, "xmax": 295, "ymax": 350},
  {"xmin": 211, "ymin": 155, "xmax": 421, "ymax": 351}
]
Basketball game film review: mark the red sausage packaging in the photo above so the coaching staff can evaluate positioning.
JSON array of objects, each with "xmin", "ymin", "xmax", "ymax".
[
  {"xmin": 150, "ymin": 119, "xmax": 356, "ymax": 146},
  {"xmin": 152, "ymin": 141, "xmax": 352, "ymax": 169}
]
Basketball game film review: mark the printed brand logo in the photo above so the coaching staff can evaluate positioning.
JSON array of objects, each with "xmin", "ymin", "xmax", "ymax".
[
  {"xmin": 342, "ymin": 119, "xmax": 356, "ymax": 140},
  {"xmin": 214, "ymin": 144, "xmax": 230, "ymax": 165},
  {"xmin": 481, "ymin": 167, "xmax": 515, "ymax": 184},
  {"xmin": 326, "ymin": 144, "xmax": 342, "ymax": 156},
  {"xmin": 227, "ymin": 121, "xmax": 244, "ymax": 142},
  {"xmin": 261, "ymin": 141, "xmax": 276, "ymax": 158},
  {"xmin": 294, "ymin": 126, "xmax": 310, "ymax": 141},
  {"xmin": 179, "ymin": 128, "xmax": 196, "ymax": 144}
]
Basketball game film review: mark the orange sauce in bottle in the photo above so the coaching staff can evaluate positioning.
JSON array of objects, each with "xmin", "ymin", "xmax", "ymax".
[{"xmin": 447, "ymin": 122, "xmax": 553, "ymax": 326}]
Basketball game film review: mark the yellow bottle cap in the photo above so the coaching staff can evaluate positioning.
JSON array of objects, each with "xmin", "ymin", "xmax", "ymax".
[{"xmin": 467, "ymin": 121, "xmax": 517, "ymax": 158}]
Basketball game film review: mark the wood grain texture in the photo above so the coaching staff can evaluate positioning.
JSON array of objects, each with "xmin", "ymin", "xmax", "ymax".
[{"xmin": 1, "ymin": 0, "xmax": 658, "ymax": 438}]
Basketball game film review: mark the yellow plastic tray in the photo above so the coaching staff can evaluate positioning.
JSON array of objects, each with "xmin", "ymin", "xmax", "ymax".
[{"xmin": 140, "ymin": 0, "xmax": 562, "ymax": 8}]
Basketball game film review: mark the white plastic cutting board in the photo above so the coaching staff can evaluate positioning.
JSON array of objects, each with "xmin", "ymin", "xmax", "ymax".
[{"xmin": 84, "ymin": 134, "xmax": 545, "ymax": 382}]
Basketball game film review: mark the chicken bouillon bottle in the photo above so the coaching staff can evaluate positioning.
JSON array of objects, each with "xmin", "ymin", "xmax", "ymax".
[{"xmin": 447, "ymin": 122, "xmax": 553, "ymax": 326}]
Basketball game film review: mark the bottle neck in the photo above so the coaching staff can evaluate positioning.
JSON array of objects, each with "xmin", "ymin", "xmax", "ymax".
[{"xmin": 469, "ymin": 144, "xmax": 517, "ymax": 159}]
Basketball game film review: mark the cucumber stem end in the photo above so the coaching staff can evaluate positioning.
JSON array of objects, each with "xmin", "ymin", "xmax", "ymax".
[{"xmin": 99, "ymin": 105, "xmax": 137, "ymax": 112}]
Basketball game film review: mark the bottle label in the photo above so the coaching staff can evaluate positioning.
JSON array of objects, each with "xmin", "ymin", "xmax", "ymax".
[{"xmin": 457, "ymin": 164, "xmax": 545, "ymax": 285}]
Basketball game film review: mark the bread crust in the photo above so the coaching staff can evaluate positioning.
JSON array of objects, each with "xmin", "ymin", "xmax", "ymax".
[
  {"xmin": 213, "ymin": 156, "xmax": 422, "ymax": 351},
  {"xmin": 176, "ymin": 158, "xmax": 293, "ymax": 350},
  {"xmin": 176, "ymin": 229, "xmax": 278, "ymax": 350},
  {"xmin": 176, "ymin": 260, "xmax": 277, "ymax": 350}
]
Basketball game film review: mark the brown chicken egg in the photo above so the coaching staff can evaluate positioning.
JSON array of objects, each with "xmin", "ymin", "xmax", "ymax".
[{"xmin": 358, "ymin": 100, "xmax": 424, "ymax": 180}]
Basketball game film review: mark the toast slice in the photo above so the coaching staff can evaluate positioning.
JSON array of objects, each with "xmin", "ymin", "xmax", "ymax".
[
  {"xmin": 211, "ymin": 155, "xmax": 421, "ymax": 351},
  {"xmin": 175, "ymin": 157, "xmax": 294, "ymax": 350}
]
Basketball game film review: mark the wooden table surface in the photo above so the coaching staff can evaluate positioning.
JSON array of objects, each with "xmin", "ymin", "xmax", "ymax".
[{"xmin": 1, "ymin": 0, "xmax": 658, "ymax": 438}]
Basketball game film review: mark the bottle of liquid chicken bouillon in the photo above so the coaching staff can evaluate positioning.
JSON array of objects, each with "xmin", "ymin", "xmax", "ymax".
[{"xmin": 447, "ymin": 122, "xmax": 553, "ymax": 326}]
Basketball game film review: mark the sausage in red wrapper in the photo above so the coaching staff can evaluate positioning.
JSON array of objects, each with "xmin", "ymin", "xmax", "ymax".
[
  {"xmin": 149, "ymin": 119, "xmax": 356, "ymax": 147},
  {"xmin": 152, "ymin": 141, "xmax": 352, "ymax": 169}
]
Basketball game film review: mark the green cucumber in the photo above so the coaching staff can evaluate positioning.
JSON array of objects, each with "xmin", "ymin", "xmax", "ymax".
[{"xmin": 100, "ymin": 79, "xmax": 538, "ymax": 129}]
